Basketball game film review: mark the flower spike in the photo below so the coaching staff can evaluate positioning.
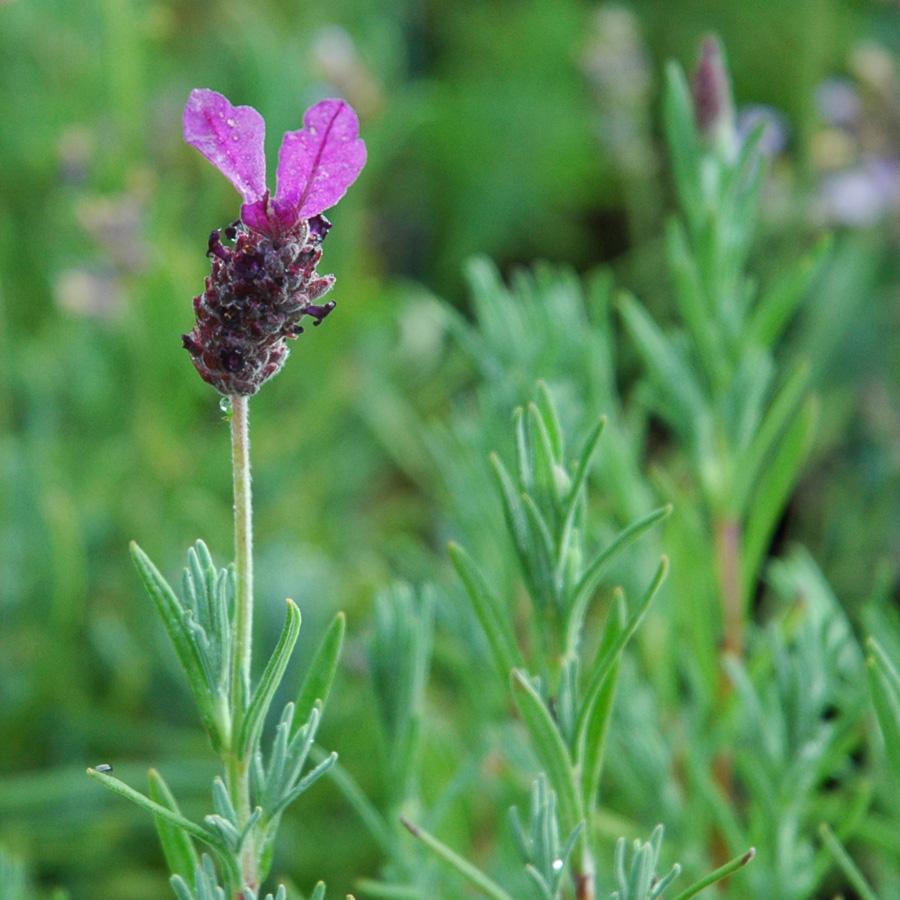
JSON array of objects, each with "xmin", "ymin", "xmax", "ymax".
[{"xmin": 181, "ymin": 89, "xmax": 366, "ymax": 395}]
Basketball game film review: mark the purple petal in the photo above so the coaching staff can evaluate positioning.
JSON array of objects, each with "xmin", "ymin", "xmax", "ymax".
[
  {"xmin": 273, "ymin": 99, "xmax": 366, "ymax": 222},
  {"xmin": 184, "ymin": 89, "xmax": 267, "ymax": 204},
  {"xmin": 240, "ymin": 195, "xmax": 274, "ymax": 234}
]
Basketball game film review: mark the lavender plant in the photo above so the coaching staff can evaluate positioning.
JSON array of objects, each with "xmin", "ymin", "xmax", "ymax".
[
  {"xmin": 88, "ymin": 89, "xmax": 365, "ymax": 900},
  {"xmin": 343, "ymin": 36, "xmax": 879, "ymax": 900},
  {"xmin": 392, "ymin": 386, "xmax": 754, "ymax": 900}
]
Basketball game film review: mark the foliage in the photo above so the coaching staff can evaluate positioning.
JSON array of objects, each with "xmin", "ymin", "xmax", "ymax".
[{"xmin": 3, "ymin": 2, "xmax": 900, "ymax": 900}]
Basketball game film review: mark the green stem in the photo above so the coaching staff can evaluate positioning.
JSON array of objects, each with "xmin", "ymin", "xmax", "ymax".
[
  {"xmin": 713, "ymin": 515, "xmax": 743, "ymax": 661},
  {"xmin": 228, "ymin": 393, "xmax": 257, "ymax": 895},
  {"xmin": 711, "ymin": 514, "xmax": 742, "ymax": 868},
  {"xmin": 575, "ymin": 847, "xmax": 596, "ymax": 900},
  {"xmin": 231, "ymin": 395, "xmax": 254, "ymax": 714}
]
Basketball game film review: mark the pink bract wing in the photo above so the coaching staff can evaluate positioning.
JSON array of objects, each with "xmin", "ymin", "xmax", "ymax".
[
  {"xmin": 184, "ymin": 89, "xmax": 267, "ymax": 204},
  {"xmin": 274, "ymin": 99, "xmax": 367, "ymax": 221}
]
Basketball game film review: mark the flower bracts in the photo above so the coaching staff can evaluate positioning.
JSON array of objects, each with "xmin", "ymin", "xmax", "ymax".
[
  {"xmin": 182, "ymin": 218, "xmax": 335, "ymax": 395},
  {"xmin": 182, "ymin": 90, "xmax": 366, "ymax": 395}
]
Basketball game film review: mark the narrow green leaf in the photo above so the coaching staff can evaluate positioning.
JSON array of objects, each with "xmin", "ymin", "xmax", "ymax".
[
  {"xmin": 720, "ymin": 123, "xmax": 765, "ymax": 236},
  {"xmin": 665, "ymin": 219, "xmax": 724, "ymax": 385},
  {"xmin": 534, "ymin": 381, "xmax": 564, "ymax": 461},
  {"xmin": 294, "ymin": 611, "xmax": 346, "ymax": 734},
  {"xmin": 567, "ymin": 505, "xmax": 671, "ymax": 647},
  {"xmin": 582, "ymin": 663, "xmax": 619, "ymax": 817},
  {"xmin": 269, "ymin": 752, "xmax": 337, "ymax": 818},
  {"xmin": 668, "ymin": 848, "xmax": 755, "ymax": 900},
  {"xmin": 749, "ymin": 235, "xmax": 832, "ymax": 349},
  {"xmin": 818, "ymin": 824, "xmax": 880, "ymax": 900},
  {"xmin": 449, "ymin": 542, "xmax": 524, "ymax": 680},
  {"xmin": 575, "ymin": 559, "xmax": 668, "ymax": 763},
  {"xmin": 729, "ymin": 361, "xmax": 811, "ymax": 518},
  {"xmin": 511, "ymin": 670, "xmax": 582, "ymax": 836},
  {"xmin": 466, "ymin": 257, "xmax": 514, "ymax": 350},
  {"xmin": 557, "ymin": 416, "xmax": 605, "ymax": 579},
  {"xmin": 262, "ymin": 706, "xmax": 294, "ymax": 810},
  {"xmin": 728, "ymin": 346, "xmax": 774, "ymax": 458},
  {"xmin": 580, "ymin": 595, "xmax": 626, "ymax": 819},
  {"xmin": 618, "ymin": 293, "xmax": 713, "ymax": 453},
  {"xmin": 523, "ymin": 864, "xmax": 553, "ymax": 899},
  {"xmin": 630, "ymin": 841, "xmax": 654, "ymax": 899},
  {"xmin": 868, "ymin": 638, "xmax": 900, "ymax": 789},
  {"xmin": 662, "ymin": 61, "xmax": 702, "ymax": 234},
  {"xmin": 239, "ymin": 599, "xmax": 301, "ymax": 756},
  {"xmin": 148, "ymin": 769, "xmax": 200, "ymax": 883},
  {"xmin": 130, "ymin": 542, "xmax": 223, "ymax": 750},
  {"xmin": 527, "ymin": 402, "xmax": 562, "ymax": 517},
  {"xmin": 88, "ymin": 768, "xmax": 222, "ymax": 851},
  {"xmin": 187, "ymin": 543, "xmax": 214, "ymax": 627},
  {"xmin": 682, "ymin": 751, "xmax": 747, "ymax": 857},
  {"xmin": 521, "ymin": 493, "xmax": 559, "ymax": 609},
  {"xmin": 282, "ymin": 705, "xmax": 321, "ymax": 796},
  {"xmin": 652, "ymin": 863, "xmax": 683, "ymax": 900},
  {"xmin": 514, "ymin": 407, "xmax": 533, "ymax": 491},
  {"xmin": 315, "ymin": 749, "xmax": 394, "ymax": 856},
  {"xmin": 489, "ymin": 452, "xmax": 534, "ymax": 585},
  {"xmin": 211, "ymin": 777, "xmax": 237, "ymax": 825},
  {"xmin": 741, "ymin": 397, "xmax": 818, "ymax": 603},
  {"xmin": 401, "ymin": 818, "xmax": 518, "ymax": 900},
  {"xmin": 169, "ymin": 875, "xmax": 194, "ymax": 900}
]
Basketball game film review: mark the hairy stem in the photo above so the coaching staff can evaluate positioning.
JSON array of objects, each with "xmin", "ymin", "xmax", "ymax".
[
  {"xmin": 230, "ymin": 394, "xmax": 254, "ymax": 719},
  {"xmin": 228, "ymin": 393, "xmax": 257, "ymax": 894}
]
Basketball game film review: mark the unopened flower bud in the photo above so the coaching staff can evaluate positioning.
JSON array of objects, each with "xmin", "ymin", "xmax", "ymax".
[{"xmin": 691, "ymin": 36, "xmax": 736, "ymax": 155}]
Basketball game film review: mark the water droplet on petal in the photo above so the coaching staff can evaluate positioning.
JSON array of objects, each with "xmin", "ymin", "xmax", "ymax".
[
  {"xmin": 226, "ymin": 118, "xmax": 236, "ymax": 126},
  {"xmin": 219, "ymin": 395, "xmax": 233, "ymax": 418}
]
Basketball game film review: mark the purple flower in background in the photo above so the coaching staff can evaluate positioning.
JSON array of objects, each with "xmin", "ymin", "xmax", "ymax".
[
  {"xmin": 737, "ymin": 105, "xmax": 790, "ymax": 158},
  {"xmin": 818, "ymin": 156, "xmax": 900, "ymax": 227},
  {"xmin": 183, "ymin": 89, "xmax": 366, "ymax": 237},
  {"xmin": 181, "ymin": 90, "xmax": 366, "ymax": 396}
]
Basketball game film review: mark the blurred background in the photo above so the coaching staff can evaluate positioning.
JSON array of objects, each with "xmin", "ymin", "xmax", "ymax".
[{"xmin": 3, "ymin": 0, "xmax": 900, "ymax": 897}]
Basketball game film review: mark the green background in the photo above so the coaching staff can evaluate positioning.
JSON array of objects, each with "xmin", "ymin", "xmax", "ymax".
[{"xmin": 2, "ymin": 0, "xmax": 900, "ymax": 897}]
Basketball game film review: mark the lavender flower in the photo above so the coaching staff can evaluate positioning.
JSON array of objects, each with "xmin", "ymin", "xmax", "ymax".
[{"xmin": 181, "ymin": 89, "xmax": 366, "ymax": 395}]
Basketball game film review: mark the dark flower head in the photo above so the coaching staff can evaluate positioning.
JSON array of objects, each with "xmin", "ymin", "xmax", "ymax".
[{"xmin": 181, "ymin": 90, "xmax": 366, "ymax": 395}]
